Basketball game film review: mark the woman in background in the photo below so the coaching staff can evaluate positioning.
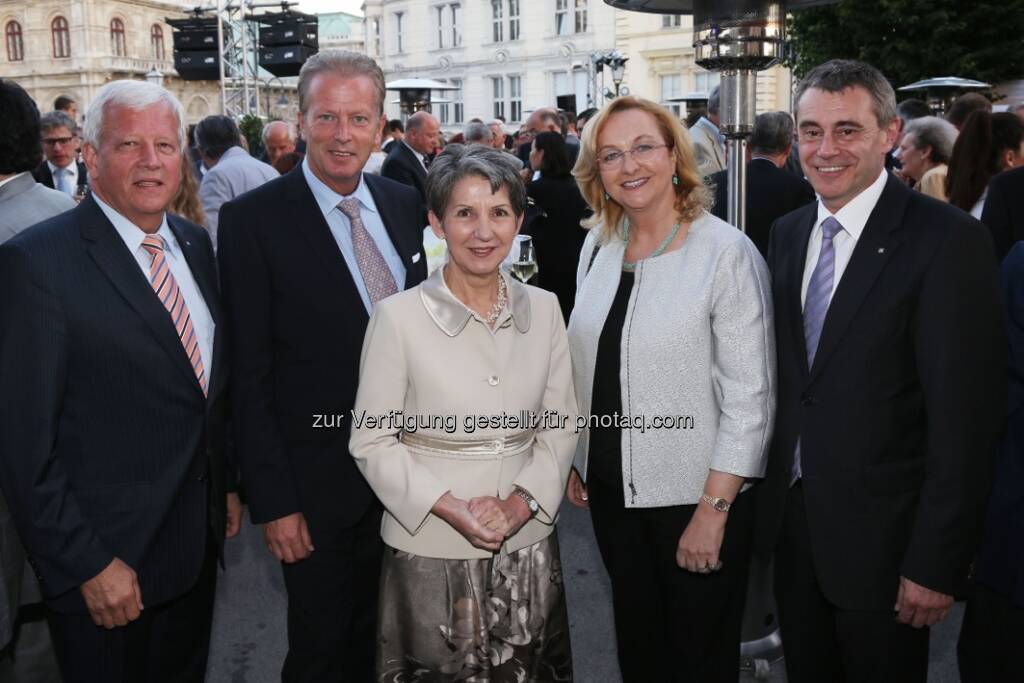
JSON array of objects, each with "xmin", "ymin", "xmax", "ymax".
[
  {"xmin": 169, "ymin": 154, "xmax": 207, "ymax": 228},
  {"xmin": 528, "ymin": 131, "xmax": 590, "ymax": 321},
  {"xmin": 897, "ymin": 116, "xmax": 958, "ymax": 202},
  {"xmin": 946, "ymin": 110, "xmax": 1024, "ymax": 217}
]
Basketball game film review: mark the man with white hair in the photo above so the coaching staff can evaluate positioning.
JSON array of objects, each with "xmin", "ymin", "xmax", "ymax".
[
  {"xmin": 262, "ymin": 120, "xmax": 298, "ymax": 167},
  {"xmin": 0, "ymin": 79, "xmax": 237, "ymax": 681},
  {"xmin": 488, "ymin": 119, "xmax": 507, "ymax": 150}
]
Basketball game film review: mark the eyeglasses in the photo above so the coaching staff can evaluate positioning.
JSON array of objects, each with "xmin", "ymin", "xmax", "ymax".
[
  {"xmin": 42, "ymin": 136, "xmax": 76, "ymax": 147},
  {"xmin": 597, "ymin": 143, "xmax": 669, "ymax": 169}
]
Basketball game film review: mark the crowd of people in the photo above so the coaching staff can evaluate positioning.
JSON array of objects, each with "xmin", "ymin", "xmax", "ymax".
[{"xmin": 0, "ymin": 46, "xmax": 1023, "ymax": 683}]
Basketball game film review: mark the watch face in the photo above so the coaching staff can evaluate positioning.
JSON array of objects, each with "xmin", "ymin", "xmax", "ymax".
[{"xmin": 714, "ymin": 499, "xmax": 729, "ymax": 512}]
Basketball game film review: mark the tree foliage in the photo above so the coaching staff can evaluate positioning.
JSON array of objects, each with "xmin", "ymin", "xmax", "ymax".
[{"xmin": 787, "ymin": 0, "xmax": 1024, "ymax": 90}]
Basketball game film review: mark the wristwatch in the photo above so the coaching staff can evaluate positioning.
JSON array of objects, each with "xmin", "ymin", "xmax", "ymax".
[
  {"xmin": 513, "ymin": 487, "xmax": 540, "ymax": 517},
  {"xmin": 701, "ymin": 494, "xmax": 732, "ymax": 513}
]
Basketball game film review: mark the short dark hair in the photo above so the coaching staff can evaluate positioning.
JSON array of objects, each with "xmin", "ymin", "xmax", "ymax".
[
  {"xmin": 386, "ymin": 119, "xmax": 404, "ymax": 133},
  {"xmin": 194, "ymin": 115, "xmax": 241, "ymax": 159},
  {"xmin": 795, "ymin": 59, "xmax": 897, "ymax": 127},
  {"xmin": 40, "ymin": 110, "xmax": 77, "ymax": 136},
  {"xmin": 945, "ymin": 92, "xmax": 992, "ymax": 130},
  {"xmin": 897, "ymin": 98, "xmax": 931, "ymax": 122},
  {"xmin": 532, "ymin": 131, "xmax": 571, "ymax": 177},
  {"xmin": 577, "ymin": 108, "xmax": 599, "ymax": 130},
  {"xmin": 0, "ymin": 79, "xmax": 43, "ymax": 174},
  {"xmin": 749, "ymin": 111, "xmax": 794, "ymax": 156},
  {"xmin": 54, "ymin": 95, "xmax": 75, "ymax": 112}
]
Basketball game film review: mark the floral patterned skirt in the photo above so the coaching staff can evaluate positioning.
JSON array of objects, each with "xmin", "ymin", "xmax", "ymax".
[{"xmin": 376, "ymin": 531, "xmax": 573, "ymax": 682}]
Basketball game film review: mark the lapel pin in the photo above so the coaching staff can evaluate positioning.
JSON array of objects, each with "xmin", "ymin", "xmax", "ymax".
[
  {"xmin": 411, "ymin": 253, "xmax": 421, "ymax": 263},
  {"xmin": 877, "ymin": 247, "xmax": 885, "ymax": 254}
]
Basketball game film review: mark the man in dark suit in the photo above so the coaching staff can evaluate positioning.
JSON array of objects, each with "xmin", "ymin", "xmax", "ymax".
[
  {"xmin": 981, "ymin": 165, "xmax": 1024, "ymax": 261},
  {"xmin": 759, "ymin": 59, "xmax": 1005, "ymax": 683},
  {"xmin": 957, "ymin": 240, "xmax": 1024, "ymax": 681},
  {"xmin": 31, "ymin": 111, "xmax": 88, "ymax": 199},
  {"xmin": 0, "ymin": 80, "xmax": 238, "ymax": 682},
  {"xmin": 710, "ymin": 111, "xmax": 816, "ymax": 256},
  {"xmin": 217, "ymin": 49, "xmax": 427, "ymax": 682},
  {"xmin": 380, "ymin": 110, "xmax": 439, "ymax": 205}
]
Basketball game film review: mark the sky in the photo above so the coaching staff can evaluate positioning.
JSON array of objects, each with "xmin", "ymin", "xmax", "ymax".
[{"xmin": 295, "ymin": 0, "xmax": 364, "ymax": 16}]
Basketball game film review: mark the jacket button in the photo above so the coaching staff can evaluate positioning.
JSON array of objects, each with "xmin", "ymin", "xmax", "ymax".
[
  {"xmin": 800, "ymin": 395, "xmax": 814, "ymax": 407},
  {"xmin": 487, "ymin": 375, "xmax": 499, "ymax": 386},
  {"xmin": 197, "ymin": 474, "xmax": 207, "ymax": 482}
]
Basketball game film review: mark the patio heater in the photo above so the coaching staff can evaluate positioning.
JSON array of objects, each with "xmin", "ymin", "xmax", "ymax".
[
  {"xmin": 385, "ymin": 78, "xmax": 459, "ymax": 120},
  {"xmin": 606, "ymin": 2, "xmax": 842, "ymax": 677}
]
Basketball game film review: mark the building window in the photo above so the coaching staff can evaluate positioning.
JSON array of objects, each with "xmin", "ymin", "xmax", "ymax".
[
  {"xmin": 492, "ymin": 77, "xmax": 505, "ymax": 120},
  {"xmin": 436, "ymin": 3, "xmax": 461, "ymax": 48},
  {"xmin": 509, "ymin": 75, "xmax": 522, "ymax": 123},
  {"xmin": 557, "ymin": 0, "xmax": 587, "ymax": 35},
  {"xmin": 451, "ymin": 78, "xmax": 464, "ymax": 123},
  {"xmin": 491, "ymin": 0, "xmax": 503, "ymax": 42},
  {"xmin": 5, "ymin": 21, "xmax": 23, "ymax": 62},
  {"xmin": 372, "ymin": 18, "xmax": 381, "ymax": 56},
  {"xmin": 662, "ymin": 14, "xmax": 682, "ymax": 28},
  {"xmin": 392, "ymin": 12, "xmax": 404, "ymax": 54},
  {"xmin": 451, "ymin": 4, "xmax": 461, "ymax": 47},
  {"xmin": 435, "ymin": 77, "xmax": 464, "ymax": 125},
  {"xmin": 151, "ymin": 24, "xmax": 164, "ymax": 60},
  {"xmin": 509, "ymin": 0, "xmax": 520, "ymax": 40},
  {"xmin": 660, "ymin": 74, "xmax": 683, "ymax": 116},
  {"xmin": 694, "ymin": 69, "xmax": 721, "ymax": 95},
  {"xmin": 111, "ymin": 18, "xmax": 126, "ymax": 57},
  {"xmin": 52, "ymin": 16, "xmax": 70, "ymax": 58}
]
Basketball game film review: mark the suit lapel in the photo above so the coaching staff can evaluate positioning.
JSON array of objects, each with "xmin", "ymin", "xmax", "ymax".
[
  {"xmin": 168, "ymin": 216, "xmax": 226, "ymax": 401},
  {"xmin": 285, "ymin": 168, "xmax": 369, "ymax": 321},
  {"xmin": 365, "ymin": 173, "xmax": 426, "ymax": 288},
  {"xmin": 79, "ymin": 196, "xmax": 204, "ymax": 394},
  {"xmin": 787, "ymin": 208, "xmax": 816, "ymax": 379},
  {"xmin": 807, "ymin": 176, "xmax": 909, "ymax": 383}
]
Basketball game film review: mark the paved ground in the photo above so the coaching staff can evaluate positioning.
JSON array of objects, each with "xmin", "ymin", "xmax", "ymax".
[{"xmin": 207, "ymin": 502, "xmax": 964, "ymax": 682}]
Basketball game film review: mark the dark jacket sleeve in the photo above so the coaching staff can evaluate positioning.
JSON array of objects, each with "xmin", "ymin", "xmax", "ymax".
[
  {"xmin": 381, "ymin": 154, "xmax": 417, "ymax": 190},
  {"xmin": 0, "ymin": 242, "xmax": 114, "ymax": 596},
  {"xmin": 217, "ymin": 199, "xmax": 299, "ymax": 523},
  {"xmin": 901, "ymin": 213, "xmax": 1006, "ymax": 595},
  {"xmin": 982, "ymin": 173, "xmax": 1013, "ymax": 262}
]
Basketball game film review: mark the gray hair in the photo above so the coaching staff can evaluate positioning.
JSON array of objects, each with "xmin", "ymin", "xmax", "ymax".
[
  {"xmin": 464, "ymin": 121, "xmax": 493, "ymax": 144},
  {"xmin": 40, "ymin": 110, "xmax": 78, "ymax": 135},
  {"xmin": 902, "ymin": 116, "xmax": 958, "ymax": 165},
  {"xmin": 262, "ymin": 119, "xmax": 297, "ymax": 144},
  {"xmin": 795, "ymin": 59, "xmax": 897, "ymax": 127},
  {"xmin": 707, "ymin": 85, "xmax": 720, "ymax": 116},
  {"xmin": 749, "ymin": 111, "xmax": 794, "ymax": 156},
  {"xmin": 425, "ymin": 144, "xmax": 527, "ymax": 219},
  {"xmin": 297, "ymin": 49, "xmax": 385, "ymax": 116},
  {"xmin": 82, "ymin": 80, "xmax": 186, "ymax": 150}
]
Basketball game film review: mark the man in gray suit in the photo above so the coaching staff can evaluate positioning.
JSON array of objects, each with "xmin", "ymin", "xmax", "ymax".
[
  {"xmin": 0, "ymin": 77, "xmax": 69, "ymax": 682},
  {"xmin": 690, "ymin": 85, "xmax": 726, "ymax": 178},
  {"xmin": 195, "ymin": 115, "xmax": 278, "ymax": 247}
]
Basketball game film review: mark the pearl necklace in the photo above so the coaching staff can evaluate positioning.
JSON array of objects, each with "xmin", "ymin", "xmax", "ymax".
[
  {"xmin": 484, "ymin": 275, "xmax": 508, "ymax": 326},
  {"xmin": 621, "ymin": 217, "xmax": 683, "ymax": 272}
]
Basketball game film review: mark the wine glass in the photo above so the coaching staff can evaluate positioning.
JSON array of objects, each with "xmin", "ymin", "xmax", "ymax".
[{"xmin": 510, "ymin": 235, "xmax": 538, "ymax": 283}]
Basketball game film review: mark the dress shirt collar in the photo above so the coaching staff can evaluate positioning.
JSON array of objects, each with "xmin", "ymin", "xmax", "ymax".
[
  {"xmin": 301, "ymin": 155, "xmax": 378, "ymax": 220},
  {"xmin": 420, "ymin": 266, "xmax": 530, "ymax": 337},
  {"xmin": 814, "ymin": 168, "xmax": 888, "ymax": 241},
  {"xmin": 48, "ymin": 159, "xmax": 77, "ymax": 179},
  {"xmin": 93, "ymin": 192, "xmax": 177, "ymax": 260},
  {"xmin": 402, "ymin": 140, "xmax": 427, "ymax": 169}
]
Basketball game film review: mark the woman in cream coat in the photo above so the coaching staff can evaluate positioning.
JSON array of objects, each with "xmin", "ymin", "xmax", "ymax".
[{"xmin": 350, "ymin": 144, "xmax": 578, "ymax": 682}]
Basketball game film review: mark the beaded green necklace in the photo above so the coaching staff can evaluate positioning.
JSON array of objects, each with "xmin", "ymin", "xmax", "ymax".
[{"xmin": 621, "ymin": 217, "xmax": 684, "ymax": 272}]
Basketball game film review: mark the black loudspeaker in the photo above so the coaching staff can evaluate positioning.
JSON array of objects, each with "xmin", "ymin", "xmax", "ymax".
[
  {"xmin": 259, "ymin": 22, "xmax": 317, "ymax": 48},
  {"xmin": 556, "ymin": 95, "xmax": 577, "ymax": 114},
  {"xmin": 173, "ymin": 50, "xmax": 219, "ymax": 80},
  {"xmin": 259, "ymin": 44, "xmax": 316, "ymax": 77}
]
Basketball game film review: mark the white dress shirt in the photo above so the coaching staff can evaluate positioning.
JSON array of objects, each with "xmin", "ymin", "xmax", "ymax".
[
  {"xmin": 801, "ymin": 169, "xmax": 888, "ymax": 308},
  {"xmin": 301, "ymin": 157, "xmax": 406, "ymax": 313},
  {"xmin": 94, "ymin": 193, "xmax": 215, "ymax": 380},
  {"xmin": 48, "ymin": 160, "xmax": 77, "ymax": 195}
]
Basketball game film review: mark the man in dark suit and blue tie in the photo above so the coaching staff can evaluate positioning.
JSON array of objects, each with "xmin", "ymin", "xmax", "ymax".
[
  {"xmin": 217, "ymin": 49, "xmax": 427, "ymax": 682},
  {"xmin": 758, "ymin": 59, "xmax": 1006, "ymax": 682},
  {"xmin": 0, "ymin": 80, "xmax": 239, "ymax": 682}
]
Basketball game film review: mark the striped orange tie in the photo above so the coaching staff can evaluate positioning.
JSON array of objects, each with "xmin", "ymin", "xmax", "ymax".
[{"xmin": 141, "ymin": 234, "xmax": 208, "ymax": 396}]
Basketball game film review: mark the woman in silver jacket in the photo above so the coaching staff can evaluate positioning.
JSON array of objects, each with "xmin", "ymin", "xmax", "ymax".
[{"xmin": 566, "ymin": 96, "xmax": 776, "ymax": 682}]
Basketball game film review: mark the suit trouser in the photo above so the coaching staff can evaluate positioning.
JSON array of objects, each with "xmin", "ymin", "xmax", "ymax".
[
  {"xmin": 774, "ymin": 483, "xmax": 929, "ymax": 683},
  {"xmin": 45, "ymin": 537, "xmax": 218, "ymax": 683},
  {"xmin": 957, "ymin": 581, "xmax": 1024, "ymax": 682},
  {"xmin": 587, "ymin": 474, "xmax": 754, "ymax": 683},
  {"xmin": 280, "ymin": 501, "xmax": 383, "ymax": 683}
]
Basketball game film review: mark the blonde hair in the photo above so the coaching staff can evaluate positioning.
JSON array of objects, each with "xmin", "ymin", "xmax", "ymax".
[
  {"xmin": 170, "ymin": 156, "xmax": 207, "ymax": 228},
  {"xmin": 573, "ymin": 96, "xmax": 709, "ymax": 242}
]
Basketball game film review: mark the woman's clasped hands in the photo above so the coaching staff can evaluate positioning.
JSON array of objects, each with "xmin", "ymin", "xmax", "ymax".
[{"xmin": 431, "ymin": 491, "xmax": 532, "ymax": 552}]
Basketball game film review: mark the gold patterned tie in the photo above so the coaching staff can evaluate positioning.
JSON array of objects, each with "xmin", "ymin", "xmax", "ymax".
[
  {"xmin": 140, "ymin": 234, "xmax": 208, "ymax": 396},
  {"xmin": 337, "ymin": 197, "xmax": 398, "ymax": 304}
]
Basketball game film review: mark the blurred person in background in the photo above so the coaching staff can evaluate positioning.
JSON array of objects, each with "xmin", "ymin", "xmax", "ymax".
[
  {"xmin": 32, "ymin": 111, "xmax": 87, "ymax": 199},
  {"xmin": 262, "ymin": 120, "xmax": 297, "ymax": 168},
  {"xmin": 689, "ymin": 86, "xmax": 726, "ymax": 178},
  {"xmin": 273, "ymin": 151, "xmax": 304, "ymax": 176},
  {"xmin": 946, "ymin": 111, "xmax": 1024, "ymax": 218},
  {"xmin": 896, "ymin": 116, "xmax": 958, "ymax": 202},
  {"xmin": 170, "ymin": 154, "xmax": 207, "ymax": 228},
  {"xmin": 946, "ymin": 92, "xmax": 992, "ymax": 131}
]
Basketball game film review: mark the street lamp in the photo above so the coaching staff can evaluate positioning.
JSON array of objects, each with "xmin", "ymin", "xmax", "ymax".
[
  {"xmin": 145, "ymin": 68, "xmax": 164, "ymax": 88},
  {"xmin": 595, "ymin": 50, "xmax": 630, "ymax": 99}
]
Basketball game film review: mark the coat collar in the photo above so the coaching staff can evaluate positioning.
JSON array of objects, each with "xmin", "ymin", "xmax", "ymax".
[{"xmin": 419, "ymin": 266, "xmax": 530, "ymax": 337}]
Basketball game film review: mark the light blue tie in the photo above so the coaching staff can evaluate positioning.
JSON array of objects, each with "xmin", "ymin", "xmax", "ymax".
[
  {"xmin": 792, "ymin": 216, "xmax": 843, "ymax": 482},
  {"xmin": 56, "ymin": 168, "xmax": 72, "ymax": 195}
]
